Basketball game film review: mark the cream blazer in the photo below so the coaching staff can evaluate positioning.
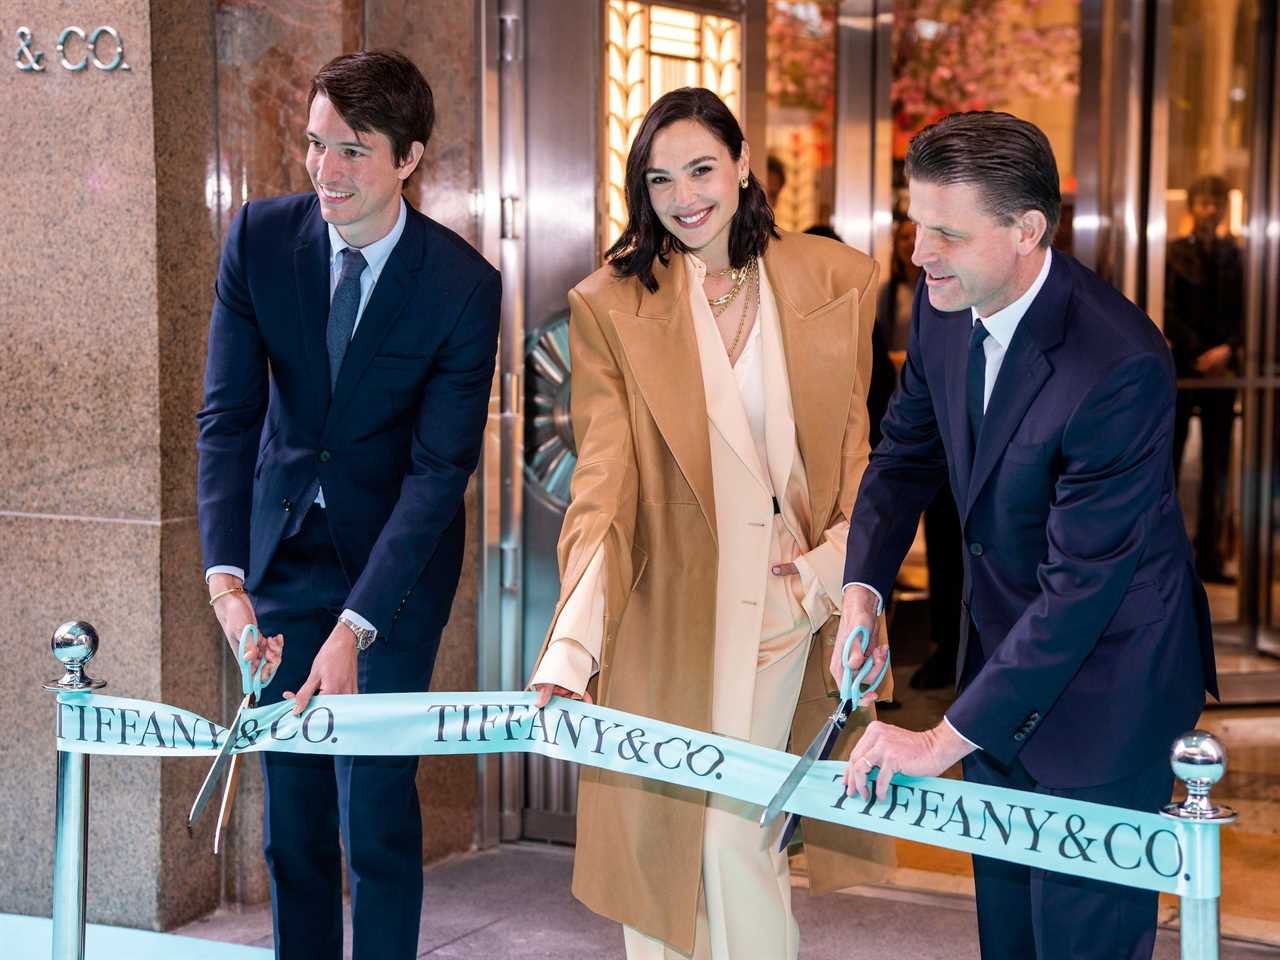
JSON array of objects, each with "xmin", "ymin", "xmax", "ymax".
[{"xmin": 532, "ymin": 253, "xmax": 854, "ymax": 738}]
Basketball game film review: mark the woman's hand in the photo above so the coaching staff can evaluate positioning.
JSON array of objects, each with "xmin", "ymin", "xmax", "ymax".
[{"xmin": 532, "ymin": 683, "xmax": 593, "ymax": 709}]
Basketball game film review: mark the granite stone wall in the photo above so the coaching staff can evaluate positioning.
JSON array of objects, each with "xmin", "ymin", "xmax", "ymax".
[{"xmin": 1, "ymin": 0, "xmax": 484, "ymax": 930}]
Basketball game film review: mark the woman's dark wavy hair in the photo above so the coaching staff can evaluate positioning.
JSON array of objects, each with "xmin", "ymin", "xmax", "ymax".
[{"xmin": 605, "ymin": 87, "xmax": 777, "ymax": 293}]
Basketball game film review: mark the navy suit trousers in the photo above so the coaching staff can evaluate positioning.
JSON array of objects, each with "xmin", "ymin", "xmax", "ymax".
[
  {"xmin": 252, "ymin": 509, "xmax": 446, "ymax": 960},
  {"xmin": 957, "ymin": 628, "xmax": 1176, "ymax": 959}
]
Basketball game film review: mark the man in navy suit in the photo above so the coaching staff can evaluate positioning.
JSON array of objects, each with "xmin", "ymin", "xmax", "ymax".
[
  {"xmin": 197, "ymin": 50, "xmax": 500, "ymax": 960},
  {"xmin": 835, "ymin": 113, "xmax": 1217, "ymax": 958}
]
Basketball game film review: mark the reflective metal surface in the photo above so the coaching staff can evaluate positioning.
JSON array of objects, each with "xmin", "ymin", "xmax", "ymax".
[
  {"xmin": 518, "ymin": 0, "xmax": 602, "ymax": 843},
  {"xmin": 47, "ymin": 621, "xmax": 101, "ymax": 960},
  {"xmin": 524, "ymin": 310, "xmax": 576, "ymax": 511},
  {"xmin": 45, "ymin": 621, "xmax": 106, "ymax": 692},
  {"xmin": 832, "ymin": 0, "xmax": 892, "ymax": 272},
  {"xmin": 1163, "ymin": 730, "xmax": 1238, "ymax": 823}
]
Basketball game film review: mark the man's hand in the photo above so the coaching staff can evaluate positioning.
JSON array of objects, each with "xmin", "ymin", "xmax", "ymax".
[
  {"xmin": 1194, "ymin": 343, "xmax": 1232, "ymax": 376},
  {"xmin": 831, "ymin": 584, "xmax": 881, "ymax": 691},
  {"xmin": 844, "ymin": 720, "xmax": 975, "ymax": 801},
  {"xmin": 209, "ymin": 573, "xmax": 283, "ymax": 681},
  {"xmin": 531, "ymin": 683, "xmax": 593, "ymax": 709},
  {"xmin": 285, "ymin": 621, "xmax": 358, "ymax": 715}
]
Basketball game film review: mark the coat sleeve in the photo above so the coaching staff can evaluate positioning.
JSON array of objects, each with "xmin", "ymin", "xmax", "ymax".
[
  {"xmin": 196, "ymin": 202, "xmax": 269, "ymax": 573},
  {"xmin": 843, "ymin": 279, "xmax": 950, "ymax": 598},
  {"xmin": 946, "ymin": 352, "xmax": 1176, "ymax": 763},
  {"xmin": 527, "ymin": 287, "xmax": 640, "ymax": 689},
  {"xmin": 344, "ymin": 269, "xmax": 502, "ymax": 631}
]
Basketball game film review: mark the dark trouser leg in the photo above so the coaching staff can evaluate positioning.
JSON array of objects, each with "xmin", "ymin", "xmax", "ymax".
[
  {"xmin": 1195, "ymin": 389, "xmax": 1235, "ymax": 571},
  {"xmin": 924, "ymin": 491, "xmax": 963, "ymax": 667},
  {"xmin": 964, "ymin": 751, "xmax": 1172, "ymax": 960},
  {"xmin": 253, "ymin": 510, "xmax": 349, "ymax": 960},
  {"xmin": 1173, "ymin": 390, "xmax": 1193, "ymax": 489},
  {"xmin": 962, "ymin": 752, "xmax": 1038, "ymax": 959},
  {"xmin": 339, "ymin": 631, "xmax": 439, "ymax": 960},
  {"xmin": 1032, "ymin": 762, "xmax": 1173, "ymax": 960}
]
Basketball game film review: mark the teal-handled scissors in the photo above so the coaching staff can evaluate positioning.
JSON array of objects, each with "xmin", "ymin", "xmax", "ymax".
[
  {"xmin": 187, "ymin": 624, "xmax": 272, "ymax": 851},
  {"xmin": 759, "ymin": 624, "xmax": 889, "ymax": 850}
]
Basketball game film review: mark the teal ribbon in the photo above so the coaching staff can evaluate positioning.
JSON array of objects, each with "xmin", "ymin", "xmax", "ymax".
[{"xmin": 54, "ymin": 690, "xmax": 1209, "ymax": 900}]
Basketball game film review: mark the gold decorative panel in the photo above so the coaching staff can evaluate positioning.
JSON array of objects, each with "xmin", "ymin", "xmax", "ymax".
[{"xmin": 604, "ymin": 1, "xmax": 742, "ymax": 248}]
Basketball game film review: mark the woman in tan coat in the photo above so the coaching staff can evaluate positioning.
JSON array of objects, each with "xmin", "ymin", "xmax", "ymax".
[{"xmin": 528, "ymin": 87, "xmax": 892, "ymax": 959}]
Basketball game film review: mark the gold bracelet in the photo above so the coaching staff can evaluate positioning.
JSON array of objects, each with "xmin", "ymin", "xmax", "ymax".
[{"xmin": 208, "ymin": 586, "xmax": 246, "ymax": 606}]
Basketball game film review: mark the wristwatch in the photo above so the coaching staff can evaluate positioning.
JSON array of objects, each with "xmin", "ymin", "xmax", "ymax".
[{"xmin": 338, "ymin": 615, "xmax": 378, "ymax": 652}]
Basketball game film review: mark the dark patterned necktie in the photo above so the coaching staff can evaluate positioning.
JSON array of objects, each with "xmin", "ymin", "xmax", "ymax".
[
  {"xmin": 967, "ymin": 319, "xmax": 990, "ymax": 455},
  {"xmin": 326, "ymin": 247, "xmax": 367, "ymax": 391}
]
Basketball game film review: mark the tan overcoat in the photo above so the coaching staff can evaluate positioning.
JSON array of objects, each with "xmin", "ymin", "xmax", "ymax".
[{"xmin": 531, "ymin": 231, "xmax": 895, "ymax": 952}]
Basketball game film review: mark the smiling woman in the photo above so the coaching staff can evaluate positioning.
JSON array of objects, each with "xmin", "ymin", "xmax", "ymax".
[{"xmin": 525, "ymin": 85, "xmax": 893, "ymax": 960}]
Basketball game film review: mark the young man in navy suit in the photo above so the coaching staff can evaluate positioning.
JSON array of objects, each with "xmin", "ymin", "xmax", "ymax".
[
  {"xmin": 835, "ymin": 113, "xmax": 1217, "ymax": 958},
  {"xmin": 197, "ymin": 50, "xmax": 500, "ymax": 960}
]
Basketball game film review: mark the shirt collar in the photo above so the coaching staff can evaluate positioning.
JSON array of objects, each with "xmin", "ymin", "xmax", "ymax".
[
  {"xmin": 972, "ymin": 248, "xmax": 1053, "ymax": 347},
  {"xmin": 328, "ymin": 197, "xmax": 407, "ymax": 280}
]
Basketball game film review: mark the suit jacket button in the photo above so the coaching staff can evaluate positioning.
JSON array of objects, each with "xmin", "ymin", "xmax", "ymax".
[
  {"xmin": 319, "ymin": 450, "xmax": 331, "ymax": 463},
  {"xmin": 969, "ymin": 542, "xmax": 984, "ymax": 557},
  {"xmin": 1029, "ymin": 712, "xmax": 1040, "ymax": 722},
  {"xmin": 282, "ymin": 498, "xmax": 292, "ymax": 512},
  {"xmin": 1013, "ymin": 732, "xmax": 1025, "ymax": 742}
]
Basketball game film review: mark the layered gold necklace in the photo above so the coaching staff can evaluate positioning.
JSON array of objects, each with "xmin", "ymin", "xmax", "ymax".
[{"xmin": 706, "ymin": 258, "xmax": 759, "ymax": 356}]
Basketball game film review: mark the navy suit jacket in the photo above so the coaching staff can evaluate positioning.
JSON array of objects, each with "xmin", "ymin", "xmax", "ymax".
[
  {"xmin": 197, "ymin": 194, "xmax": 500, "ymax": 638},
  {"xmin": 845, "ymin": 250, "xmax": 1217, "ymax": 788}
]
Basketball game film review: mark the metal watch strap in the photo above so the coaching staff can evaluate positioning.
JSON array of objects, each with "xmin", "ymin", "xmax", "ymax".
[{"xmin": 339, "ymin": 616, "xmax": 377, "ymax": 651}]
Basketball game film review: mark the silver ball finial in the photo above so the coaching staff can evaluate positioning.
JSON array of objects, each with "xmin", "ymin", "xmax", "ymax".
[
  {"xmin": 1162, "ymin": 730, "xmax": 1236, "ymax": 823},
  {"xmin": 44, "ymin": 621, "xmax": 107, "ymax": 692}
]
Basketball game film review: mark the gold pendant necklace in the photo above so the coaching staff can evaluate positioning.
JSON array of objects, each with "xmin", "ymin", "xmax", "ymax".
[
  {"xmin": 718, "ymin": 259, "xmax": 758, "ymax": 357},
  {"xmin": 707, "ymin": 263, "xmax": 749, "ymax": 308}
]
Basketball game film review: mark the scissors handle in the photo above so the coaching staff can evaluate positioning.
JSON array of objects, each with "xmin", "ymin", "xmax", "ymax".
[
  {"xmin": 237, "ymin": 624, "xmax": 270, "ymax": 701},
  {"xmin": 839, "ymin": 624, "xmax": 889, "ymax": 708}
]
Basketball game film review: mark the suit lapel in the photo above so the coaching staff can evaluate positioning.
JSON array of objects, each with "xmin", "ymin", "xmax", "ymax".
[
  {"xmin": 611, "ymin": 256, "xmax": 717, "ymax": 539},
  {"xmin": 294, "ymin": 204, "xmax": 334, "ymax": 421},
  {"xmin": 327, "ymin": 208, "xmax": 425, "ymax": 426},
  {"xmin": 769, "ymin": 253, "xmax": 858, "ymax": 540},
  {"xmin": 941, "ymin": 305, "xmax": 974, "ymax": 509},
  {"xmin": 964, "ymin": 253, "xmax": 1067, "ymax": 515},
  {"xmin": 757, "ymin": 260, "xmax": 796, "ymax": 512},
  {"xmin": 686, "ymin": 262, "xmax": 770, "ymax": 496}
]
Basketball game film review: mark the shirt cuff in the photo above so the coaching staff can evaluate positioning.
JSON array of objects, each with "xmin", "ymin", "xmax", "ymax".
[
  {"xmin": 943, "ymin": 715, "xmax": 980, "ymax": 751},
  {"xmin": 842, "ymin": 581, "xmax": 885, "ymax": 616},
  {"xmin": 340, "ymin": 608, "xmax": 377, "ymax": 637},
  {"xmin": 205, "ymin": 565, "xmax": 246, "ymax": 583},
  {"xmin": 529, "ymin": 637, "xmax": 597, "ymax": 696}
]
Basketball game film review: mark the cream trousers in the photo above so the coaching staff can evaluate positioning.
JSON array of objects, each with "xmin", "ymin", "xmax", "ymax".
[{"xmin": 622, "ymin": 635, "xmax": 811, "ymax": 960}]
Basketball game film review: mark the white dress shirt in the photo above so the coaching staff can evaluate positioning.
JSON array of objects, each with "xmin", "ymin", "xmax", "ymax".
[
  {"xmin": 844, "ymin": 249, "xmax": 1054, "ymax": 747},
  {"xmin": 205, "ymin": 199, "xmax": 410, "ymax": 636}
]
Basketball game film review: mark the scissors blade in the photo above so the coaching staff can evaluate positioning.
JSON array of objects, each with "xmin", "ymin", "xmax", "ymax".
[
  {"xmin": 759, "ymin": 702, "xmax": 850, "ymax": 829},
  {"xmin": 187, "ymin": 694, "xmax": 249, "ymax": 831}
]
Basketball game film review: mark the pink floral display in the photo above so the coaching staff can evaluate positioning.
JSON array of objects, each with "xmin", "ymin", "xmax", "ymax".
[{"xmin": 893, "ymin": 0, "xmax": 1080, "ymax": 158}]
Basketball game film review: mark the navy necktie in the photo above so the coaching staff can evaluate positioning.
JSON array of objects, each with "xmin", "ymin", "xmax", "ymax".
[
  {"xmin": 285, "ymin": 247, "xmax": 367, "ymax": 538},
  {"xmin": 967, "ymin": 319, "xmax": 990, "ymax": 455},
  {"xmin": 326, "ymin": 247, "xmax": 367, "ymax": 391}
]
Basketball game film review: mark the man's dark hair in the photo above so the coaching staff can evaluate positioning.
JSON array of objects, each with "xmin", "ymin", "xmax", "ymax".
[
  {"xmin": 606, "ymin": 87, "xmax": 778, "ymax": 293},
  {"xmin": 309, "ymin": 50, "xmax": 434, "ymax": 175},
  {"xmin": 905, "ymin": 111, "xmax": 1061, "ymax": 249},
  {"xmin": 768, "ymin": 154, "xmax": 787, "ymax": 188},
  {"xmin": 1188, "ymin": 175, "xmax": 1230, "ymax": 206}
]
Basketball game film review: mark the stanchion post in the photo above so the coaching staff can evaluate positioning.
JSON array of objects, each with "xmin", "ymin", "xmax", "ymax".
[
  {"xmin": 44, "ymin": 621, "xmax": 106, "ymax": 960},
  {"xmin": 1162, "ymin": 730, "xmax": 1237, "ymax": 960}
]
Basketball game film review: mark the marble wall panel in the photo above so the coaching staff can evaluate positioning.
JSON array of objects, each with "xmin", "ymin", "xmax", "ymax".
[
  {"xmin": 214, "ymin": 0, "xmax": 363, "ymax": 234},
  {"xmin": 367, "ymin": 0, "xmax": 481, "ymax": 246},
  {"xmin": 0, "ymin": 516, "xmax": 164, "ymax": 925},
  {"xmin": 1, "ymin": 1, "xmax": 160, "ymax": 520}
]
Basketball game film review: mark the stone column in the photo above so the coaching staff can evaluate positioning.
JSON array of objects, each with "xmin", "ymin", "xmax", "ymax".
[{"xmin": 1, "ymin": 0, "xmax": 485, "ymax": 930}]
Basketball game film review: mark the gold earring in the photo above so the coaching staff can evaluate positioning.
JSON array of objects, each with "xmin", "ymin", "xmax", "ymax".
[{"xmin": 739, "ymin": 176, "xmax": 749, "ymax": 190}]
